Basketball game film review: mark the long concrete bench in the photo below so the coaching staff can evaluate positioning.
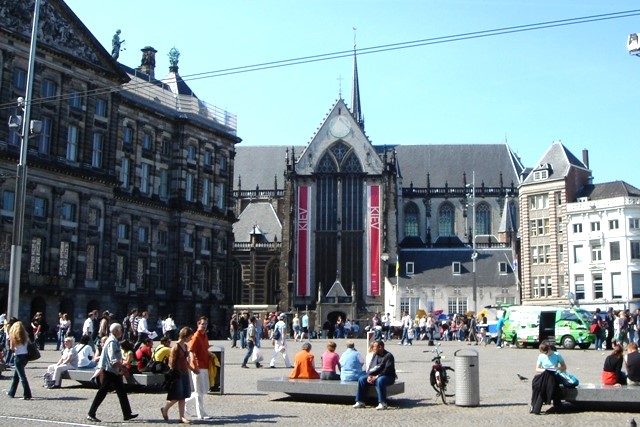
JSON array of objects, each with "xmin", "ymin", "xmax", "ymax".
[
  {"xmin": 562, "ymin": 383, "xmax": 640, "ymax": 407},
  {"xmin": 257, "ymin": 376, "xmax": 405, "ymax": 403},
  {"xmin": 61, "ymin": 369, "xmax": 165, "ymax": 388}
]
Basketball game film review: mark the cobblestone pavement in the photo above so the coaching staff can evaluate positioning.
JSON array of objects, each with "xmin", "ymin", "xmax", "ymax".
[{"xmin": 0, "ymin": 339, "xmax": 638, "ymax": 426}]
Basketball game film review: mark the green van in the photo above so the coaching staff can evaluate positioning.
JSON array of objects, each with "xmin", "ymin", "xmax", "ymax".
[{"xmin": 502, "ymin": 305, "xmax": 595, "ymax": 349}]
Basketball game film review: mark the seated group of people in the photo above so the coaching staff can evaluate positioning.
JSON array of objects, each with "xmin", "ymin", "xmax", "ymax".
[
  {"xmin": 289, "ymin": 339, "xmax": 397, "ymax": 411},
  {"xmin": 601, "ymin": 342, "xmax": 640, "ymax": 386},
  {"xmin": 289, "ymin": 340, "xmax": 365, "ymax": 381},
  {"xmin": 45, "ymin": 335, "xmax": 172, "ymax": 389}
]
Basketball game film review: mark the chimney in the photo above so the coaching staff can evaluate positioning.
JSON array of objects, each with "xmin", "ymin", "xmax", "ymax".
[
  {"xmin": 138, "ymin": 46, "xmax": 157, "ymax": 78},
  {"xmin": 582, "ymin": 149, "xmax": 589, "ymax": 169}
]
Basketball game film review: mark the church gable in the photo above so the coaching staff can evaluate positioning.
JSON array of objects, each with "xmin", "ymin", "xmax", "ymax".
[
  {"xmin": 0, "ymin": 0, "xmax": 125, "ymax": 78},
  {"xmin": 296, "ymin": 98, "xmax": 383, "ymax": 176}
]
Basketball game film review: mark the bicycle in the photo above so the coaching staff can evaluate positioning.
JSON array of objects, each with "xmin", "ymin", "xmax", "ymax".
[{"xmin": 426, "ymin": 343, "xmax": 455, "ymax": 404}]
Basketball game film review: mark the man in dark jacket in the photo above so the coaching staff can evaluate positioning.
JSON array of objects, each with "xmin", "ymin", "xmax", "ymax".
[{"xmin": 353, "ymin": 340, "xmax": 396, "ymax": 410}]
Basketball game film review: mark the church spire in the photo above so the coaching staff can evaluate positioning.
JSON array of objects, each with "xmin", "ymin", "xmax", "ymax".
[{"xmin": 351, "ymin": 28, "xmax": 364, "ymax": 131}]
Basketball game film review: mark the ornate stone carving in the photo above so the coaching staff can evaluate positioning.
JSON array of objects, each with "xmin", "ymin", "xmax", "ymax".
[{"xmin": 0, "ymin": 0, "xmax": 99, "ymax": 64}]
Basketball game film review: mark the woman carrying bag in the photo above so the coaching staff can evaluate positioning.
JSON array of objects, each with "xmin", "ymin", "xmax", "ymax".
[
  {"xmin": 161, "ymin": 327, "xmax": 195, "ymax": 424},
  {"xmin": 7, "ymin": 321, "xmax": 32, "ymax": 400}
]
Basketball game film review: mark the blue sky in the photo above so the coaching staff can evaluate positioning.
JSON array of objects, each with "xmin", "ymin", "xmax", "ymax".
[{"xmin": 66, "ymin": 0, "xmax": 640, "ymax": 187}]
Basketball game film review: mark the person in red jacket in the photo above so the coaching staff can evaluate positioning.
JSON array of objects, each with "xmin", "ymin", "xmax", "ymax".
[
  {"xmin": 186, "ymin": 316, "xmax": 212, "ymax": 420},
  {"xmin": 135, "ymin": 338, "xmax": 153, "ymax": 371}
]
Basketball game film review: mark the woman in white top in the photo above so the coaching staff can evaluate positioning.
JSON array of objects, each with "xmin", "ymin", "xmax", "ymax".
[
  {"xmin": 75, "ymin": 334, "xmax": 96, "ymax": 369},
  {"xmin": 7, "ymin": 321, "xmax": 32, "ymax": 399},
  {"xmin": 46, "ymin": 336, "xmax": 78, "ymax": 388}
]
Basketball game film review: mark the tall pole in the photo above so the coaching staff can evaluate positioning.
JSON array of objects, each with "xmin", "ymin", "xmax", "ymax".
[
  {"xmin": 7, "ymin": 0, "xmax": 41, "ymax": 320},
  {"xmin": 471, "ymin": 171, "xmax": 477, "ymax": 314}
]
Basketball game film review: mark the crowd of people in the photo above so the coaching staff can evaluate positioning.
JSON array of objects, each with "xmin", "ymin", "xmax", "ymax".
[
  {"xmin": 0, "ymin": 310, "xmax": 222, "ymax": 424},
  {"xmin": 5, "ymin": 305, "xmax": 640, "ymax": 420}
]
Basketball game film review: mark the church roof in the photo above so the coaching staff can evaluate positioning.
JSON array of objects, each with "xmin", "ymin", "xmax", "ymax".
[
  {"xmin": 394, "ymin": 144, "xmax": 524, "ymax": 188},
  {"xmin": 234, "ymin": 143, "xmax": 525, "ymax": 191},
  {"xmin": 232, "ymin": 202, "xmax": 282, "ymax": 243},
  {"xmin": 234, "ymin": 146, "xmax": 289, "ymax": 191}
]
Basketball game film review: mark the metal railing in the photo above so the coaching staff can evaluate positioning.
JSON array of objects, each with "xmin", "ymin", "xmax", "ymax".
[{"xmin": 123, "ymin": 73, "xmax": 237, "ymax": 134}]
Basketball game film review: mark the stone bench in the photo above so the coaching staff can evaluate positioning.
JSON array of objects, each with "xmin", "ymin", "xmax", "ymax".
[
  {"xmin": 257, "ymin": 376, "xmax": 404, "ymax": 403},
  {"xmin": 61, "ymin": 369, "xmax": 165, "ymax": 389},
  {"xmin": 562, "ymin": 383, "xmax": 640, "ymax": 409}
]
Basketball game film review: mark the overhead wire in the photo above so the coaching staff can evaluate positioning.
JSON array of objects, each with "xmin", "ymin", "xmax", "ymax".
[{"xmin": 1, "ymin": 9, "xmax": 639, "ymax": 111}]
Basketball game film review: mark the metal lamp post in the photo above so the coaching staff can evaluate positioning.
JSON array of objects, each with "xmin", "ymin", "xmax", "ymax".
[
  {"xmin": 466, "ymin": 171, "xmax": 478, "ymax": 314},
  {"xmin": 6, "ymin": 0, "xmax": 42, "ymax": 320}
]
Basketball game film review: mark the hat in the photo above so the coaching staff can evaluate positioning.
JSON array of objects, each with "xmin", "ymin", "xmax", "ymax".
[{"xmin": 279, "ymin": 313, "xmax": 286, "ymax": 320}]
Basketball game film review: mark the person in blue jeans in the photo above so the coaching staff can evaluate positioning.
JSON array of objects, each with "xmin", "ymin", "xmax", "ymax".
[
  {"xmin": 241, "ymin": 316, "xmax": 262, "ymax": 368},
  {"xmin": 7, "ymin": 321, "xmax": 32, "ymax": 400},
  {"xmin": 353, "ymin": 340, "xmax": 396, "ymax": 410}
]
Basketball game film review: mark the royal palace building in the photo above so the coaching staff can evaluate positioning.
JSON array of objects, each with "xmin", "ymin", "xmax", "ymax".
[{"xmin": 0, "ymin": 0, "xmax": 238, "ymax": 331}]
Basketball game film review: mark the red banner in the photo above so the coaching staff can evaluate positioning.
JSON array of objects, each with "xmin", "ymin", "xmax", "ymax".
[
  {"xmin": 297, "ymin": 186, "xmax": 311, "ymax": 297},
  {"xmin": 368, "ymin": 185, "xmax": 381, "ymax": 296}
]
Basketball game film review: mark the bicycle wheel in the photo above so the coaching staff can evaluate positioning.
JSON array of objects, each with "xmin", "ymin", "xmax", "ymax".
[
  {"xmin": 443, "ymin": 366, "xmax": 455, "ymax": 400},
  {"xmin": 437, "ymin": 381, "xmax": 448, "ymax": 404}
]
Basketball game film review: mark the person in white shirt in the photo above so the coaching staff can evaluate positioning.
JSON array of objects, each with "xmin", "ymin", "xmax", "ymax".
[
  {"xmin": 136, "ymin": 311, "xmax": 152, "ymax": 346},
  {"xmin": 381, "ymin": 313, "xmax": 391, "ymax": 341},
  {"xmin": 83, "ymin": 312, "xmax": 95, "ymax": 339},
  {"xmin": 46, "ymin": 336, "xmax": 78, "ymax": 388},
  {"xmin": 75, "ymin": 335, "xmax": 96, "ymax": 369},
  {"xmin": 269, "ymin": 314, "xmax": 292, "ymax": 368},
  {"xmin": 162, "ymin": 314, "xmax": 177, "ymax": 340},
  {"xmin": 400, "ymin": 311, "xmax": 411, "ymax": 345}
]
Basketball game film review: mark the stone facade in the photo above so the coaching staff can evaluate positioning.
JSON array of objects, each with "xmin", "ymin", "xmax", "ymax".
[{"xmin": 0, "ymin": 0, "xmax": 238, "ymax": 332}]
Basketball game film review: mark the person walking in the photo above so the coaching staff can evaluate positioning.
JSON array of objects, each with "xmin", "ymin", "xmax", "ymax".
[
  {"xmin": 6, "ymin": 321, "xmax": 32, "ymax": 400},
  {"xmin": 301, "ymin": 312, "xmax": 309, "ymax": 341},
  {"xmin": 86, "ymin": 323, "xmax": 138, "ymax": 423},
  {"xmin": 241, "ymin": 316, "xmax": 263, "ymax": 369},
  {"xmin": 269, "ymin": 313, "xmax": 292, "ymax": 369},
  {"xmin": 161, "ymin": 327, "xmax": 194, "ymax": 424},
  {"xmin": 496, "ymin": 312, "xmax": 506, "ymax": 349},
  {"xmin": 185, "ymin": 316, "xmax": 212, "ymax": 420},
  {"xmin": 400, "ymin": 311, "xmax": 411, "ymax": 345},
  {"xmin": 229, "ymin": 313, "xmax": 238, "ymax": 348}
]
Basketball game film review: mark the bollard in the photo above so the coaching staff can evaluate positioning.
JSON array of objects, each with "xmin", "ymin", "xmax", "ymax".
[{"xmin": 454, "ymin": 349, "xmax": 479, "ymax": 407}]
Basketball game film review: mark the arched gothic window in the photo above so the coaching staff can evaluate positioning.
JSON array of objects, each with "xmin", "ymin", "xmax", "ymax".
[
  {"xmin": 404, "ymin": 203, "xmax": 419, "ymax": 237},
  {"xmin": 438, "ymin": 203, "xmax": 455, "ymax": 237},
  {"xmin": 476, "ymin": 203, "xmax": 491, "ymax": 235}
]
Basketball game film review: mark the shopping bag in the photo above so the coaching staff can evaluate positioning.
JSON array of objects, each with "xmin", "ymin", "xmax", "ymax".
[
  {"xmin": 556, "ymin": 371, "xmax": 579, "ymax": 388},
  {"xmin": 251, "ymin": 346, "xmax": 264, "ymax": 363}
]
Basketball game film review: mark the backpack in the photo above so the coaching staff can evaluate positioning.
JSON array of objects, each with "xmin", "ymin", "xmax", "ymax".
[{"xmin": 272, "ymin": 327, "xmax": 281, "ymax": 341}]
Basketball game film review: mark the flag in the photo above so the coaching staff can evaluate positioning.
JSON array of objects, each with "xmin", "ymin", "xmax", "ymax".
[{"xmin": 395, "ymin": 257, "xmax": 400, "ymax": 277}]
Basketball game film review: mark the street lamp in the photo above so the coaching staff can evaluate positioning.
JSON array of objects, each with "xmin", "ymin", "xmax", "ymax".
[
  {"xmin": 466, "ymin": 171, "xmax": 478, "ymax": 313},
  {"xmin": 6, "ymin": 0, "xmax": 42, "ymax": 320},
  {"xmin": 628, "ymin": 33, "xmax": 640, "ymax": 57}
]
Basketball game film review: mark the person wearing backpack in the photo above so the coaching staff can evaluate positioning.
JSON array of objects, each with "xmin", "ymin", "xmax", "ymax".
[{"xmin": 269, "ymin": 314, "xmax": 291, "ymax": 368}]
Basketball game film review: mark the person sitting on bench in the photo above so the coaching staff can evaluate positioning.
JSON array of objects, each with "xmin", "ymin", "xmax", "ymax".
[{"xmin": 289, "ymin": 342, "xmax": 319, "ymax": 379}]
